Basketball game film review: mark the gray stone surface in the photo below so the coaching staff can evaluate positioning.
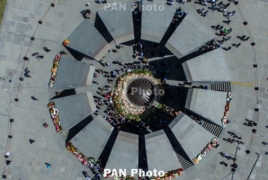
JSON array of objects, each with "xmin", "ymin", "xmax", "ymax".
[
  {"xmin": 70, "ymin": 116, "xmax": 113, "ymax": 159},
  {"xmin": 141, "ymin": 1, "xmax": 176, "ymax": 43},
  {"xmin": 1, "ymin": 0, "xmax": 268, "ymax": 179},
  {"xmin": 168, "ymin": 113, "xmax": 215, "ymax": 160},
  {"xmin": 166, "ymin": 14, "xmax": 214, "ymax": 58},
  {"xmin": 145, "ymin": 130, "xmax": 182, "ymax": 172},
  {"xmin": 182, "ymin": 48, "xmax": 232, "ymax": 82},
  {"xmin": 66, "ymin": 19, "xmax": 110, "ymax": 61},
  {"xmin": 53, "ymin": 56, "xmax": 95, "ymax": 89},
  {"xmin": 97, "ymin": 2, "xmax": 134, "ymax": 44},
  {"xmin": 53, "ymin": 92, "xmax": 96, "ymax": 131},
  {"xmin": 105, "ymin": 131, "xmax": 139, "ymax": 176},
  {"xmin": 185, "ymin": 89, "xmax": 226, "ymax": 126}
]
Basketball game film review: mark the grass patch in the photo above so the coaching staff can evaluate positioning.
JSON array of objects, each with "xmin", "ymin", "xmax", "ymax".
[{"xmin": 0, "ymin": 0, "xmax": 7, "ymax": 27}]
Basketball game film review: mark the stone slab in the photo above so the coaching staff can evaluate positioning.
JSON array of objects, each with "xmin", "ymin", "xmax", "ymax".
[
  {"xmin": 141, "ymin": 1, "xmax": 176, "ymax": 43},
  {"xmin": 145, "ymin": 130, "xmax": 182, "ymax": 172},
  {"xmin": 105, "ymin": 131, "xmax": 139, "ymax": 176},
  {"xmin": 53, "ymin": 92, "xmax": 96, "ymax": 131},
  {"xmin": 169, "ymin": 113, "xmax": 215, "ymax": 160},
  {"xmin": 185, "ymin": 89, "xmax": 227, "ymax": 126},
  {"xmin": 52, "ymin": 56, "xmax": 95, "ymax": 89},
  {"xmin": 182, "ymin": 49, "xmax": 232, "ymax": 82},
  {"xmin": 97, "ymin": 2, "xmax": 134, "ymax": 44},
  {"xmin": 66, "ymin": 19, "xmax": 110, "ymax": 61},
  {"xmin": 70, "ymin": 116, "xmax": 113, "ymax": 159},
  {"xmin": 166, "ymin": 14, "xmax": 214, "ymax": 58}
]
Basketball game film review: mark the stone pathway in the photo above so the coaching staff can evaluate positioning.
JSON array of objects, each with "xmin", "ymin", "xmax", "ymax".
[{"xmin": 0, "ymin": 0, "xmax": 268, "ymax": 179}]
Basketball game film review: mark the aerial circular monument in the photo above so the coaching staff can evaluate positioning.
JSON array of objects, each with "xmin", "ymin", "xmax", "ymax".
[{"xmin": 47, "ymin": 1, "xmax": 233, "ymax": 180}]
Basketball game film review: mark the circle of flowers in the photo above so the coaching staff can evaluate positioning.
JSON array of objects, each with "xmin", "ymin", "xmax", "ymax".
[{"xmin": 113, "ymin": 71, "xmax": 161, "ymax": 117}]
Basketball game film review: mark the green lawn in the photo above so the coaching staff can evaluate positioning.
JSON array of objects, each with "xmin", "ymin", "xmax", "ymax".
[{"xmin": 0, "ymin": 0, "xmax": 7, "ymax": 27}]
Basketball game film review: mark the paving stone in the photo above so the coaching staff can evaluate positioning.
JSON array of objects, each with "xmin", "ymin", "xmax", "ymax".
[{"xmin": 0, "ymin": 0, "xmax": 268, "ymax": 180}]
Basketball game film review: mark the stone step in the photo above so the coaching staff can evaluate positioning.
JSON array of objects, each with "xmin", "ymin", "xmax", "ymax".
[
  {"xmin": 202, "ymin": 121, "xmax": 223, "ymax": 137},
  {"xmin": 210, "ymin": 82, "xmax": 231, "ymax": 92},
  {"xmin": 176, "ymin": 153, "xmax": 193, "ymax": 170}
]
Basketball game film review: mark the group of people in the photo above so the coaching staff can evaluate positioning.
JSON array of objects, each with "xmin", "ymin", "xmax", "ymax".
[
  {"xmin": 199, "ymin": 39, "xmax": 219, "ymax": 53},
  {"xmin": 244, "ymin": 119, "xmax": 257, "ymax": 127},
  {"xmin": 219, "ymin": 152, "xmax": 238, "ymax": 172},
  {"xmin": 93, "ymin": 64, "xmax": 166, "ymax": 134},
  {"xmin": 194, "ymin": 0, "xmax": 249, "ymax": 51},
  {"xmin": 172, "ymin": 7, "xmax": 187, "ymax": 26}
]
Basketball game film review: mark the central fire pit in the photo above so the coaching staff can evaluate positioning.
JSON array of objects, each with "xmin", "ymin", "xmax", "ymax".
[{"xmin": 126, "ymin": 78, "xmax": 154, "ymax": 106}]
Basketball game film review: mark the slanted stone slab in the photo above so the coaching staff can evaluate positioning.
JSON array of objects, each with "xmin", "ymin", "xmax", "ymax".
[
  {"xmin": 169, "ymin": 113, "xmax": 215, "ymax": 160},
  {"xmin": 166, "ymin": 14, "xmax": 214, "ymax": 58},
  {"xmin": 145, "ymin": 130, "xmax": 181, "ymax": 172},
  {"xmin": 141, "ymin": 1, "xmax": 176, "ymax": 43},
  {"xmin": 185, "ymin": 89, "xmax": 226, "ymax": 126},
  {"xmin": 97, "ymin": 2, "xmax": 134, "ymax": 44},
  {"xmin": 70, "ymin": 116, "xmax": 113, "ymax": 159},
  {"xmin": 53, "ymin": 92, "xmax": 96, "ymax": 131},
  {"xmin": 182, "ymin": 49, "xmax": 231, "ymax": 82},
  {"xmin": 52, "ymin": 56, "xmax": 95, "ymax": 89},
  {"xmin": 105, "ymin": 132, "xmax": 139, "ymax": 176},
  {"xmin": 66, "ymin": 19, "xmax": 110, "ymax": 61}
]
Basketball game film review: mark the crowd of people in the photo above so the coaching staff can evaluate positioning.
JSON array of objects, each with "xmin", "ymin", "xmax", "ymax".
[
  {"xmin": 199, "ymin": 39, "xmax": 219, "ymax": 53},
  {"xmin": 92, "ymin": 42, "xmax": 176, "ymax": 135}
]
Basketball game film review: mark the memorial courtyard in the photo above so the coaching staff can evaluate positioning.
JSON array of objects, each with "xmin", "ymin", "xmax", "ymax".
[{"xmin": 1, "ymin": 0, "xmax": 268, "ymax": 180}]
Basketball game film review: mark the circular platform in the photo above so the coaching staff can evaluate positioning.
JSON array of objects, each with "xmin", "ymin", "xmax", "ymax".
[{"xmin": 126, "ymin": 78, "xmax": 154, "ymax": 106}]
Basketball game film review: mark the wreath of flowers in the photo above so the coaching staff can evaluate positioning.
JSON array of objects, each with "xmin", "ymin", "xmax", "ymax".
[
  {"xmin": 155, "ymin": 168, "xmax": 183, "ymax": 180},
  {"xmin": 49, "ymin": 54, "xmax": 61, "ymax": 88},
  {"xmin": 47, "ymin": 101, "xmax": 63, "ymax": 133},
  {"xmin": 192, "ymin": 138, "xmax": 219, "ymax": 164},
  {"xmin": 221, "ymin": 92, "xmax": 232, "ymax": 126},
  {"xmin": 113, "ymin": 70, "xmax": 161, "ymax": 119},
  {"xmin": 66, "ymin": 142, "xmax": 94, "ymax": 166}
]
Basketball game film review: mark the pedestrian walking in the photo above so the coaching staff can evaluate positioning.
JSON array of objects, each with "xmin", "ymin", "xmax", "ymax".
[
  {"xmin": 197, "ymin": 8, "xmax": 204, "ymax": 14},
  {"xmin": 231, "ymin": 43, "xmax": 241, "ymax": 48},
  {"xmin": 263, "ymin": 142, "xmax": 268, "ymax": 145},
  {"xmin": 31, "ymin": 96, "xmax": 38, "ymax": 100},
  {"xmin": 36, "ymin": 55, "xmax": 44, "ymax": 60},
  {"xmin": 220, "ymin": 152, "xmax": 228, "ymax": 157},
  {"xmin": 24, "ymin": 73, "xmax": 31, "ymax": 78},
  {"xmin": 220, "ymin": 161, "xmax": 228, "ymax": 167},
  {"xmin": 84, "ymin": 172, "xmax": 91, "ymax": 180},
  {"xmin": 202, "ymin": 10, "xmax": 209, "ymax": 17},
  {"xmin": 93, "ymin": 81, "xmax": 99, "ymax": 85},
  {"xmin": 43, "ymin": 46, "xmax": 51, "ymax": 52},
  {"xmin": 45, "ymin": 162, "xmax": 51, "ymax": 169},
  {"xmin": 223, "ymin": 20, "xmax": 231, "ymax": 25},
  {"xmin": 223, "ymin": 36, "xmax": 231, "ymax": 41},
  {"xmin": 60, "ymin": 51, "xmax": 67, "ymax": 55},
  {"xmin": 32, "ymin": 52, "xmax": 39, "ymax": 56},
  {"xmin": 242, "ymin": 36, "xmax": 250, "ymax": 41},
  {"xmin": 226, "ymin": 138, "xmax": 234, "ymax": 143},
  {"xmin": 226, "ymin": 11, "xmax": 235, "ymax": 19},
  {"xmin": 24, "ymin": 68, "xmax": 30, "ymax": 73},
  {"xmin": 24, "ymin": 68, "xmax": 31, "ymax": 78},
  {"xmin": 23, "ymin": 56, "xmax": 29, "ymax": 61}
]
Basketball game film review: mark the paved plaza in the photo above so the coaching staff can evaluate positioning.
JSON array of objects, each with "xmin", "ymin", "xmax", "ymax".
[{"xmin": 1, "ymin": 0, "xmax": 268, "ymax": 180}]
